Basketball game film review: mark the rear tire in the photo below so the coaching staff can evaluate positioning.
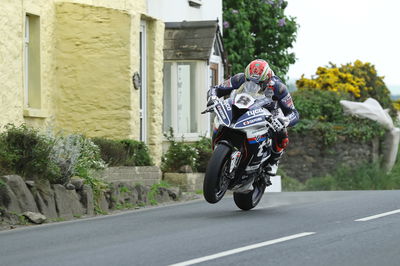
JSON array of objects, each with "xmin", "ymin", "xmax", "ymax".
[
  {"xmin": 233, "ymin": 178, "xmax": 266, "ymax": 210},
  {"xmin": 203, "ymin": 144, "xmax": 231, "ymax": 204}
]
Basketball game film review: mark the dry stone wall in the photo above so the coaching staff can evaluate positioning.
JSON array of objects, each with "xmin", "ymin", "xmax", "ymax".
[
  {"xmin": 0, "ymin": 174, "xmax": 180, "ymax": 229},
  {"xmin": 280, "ymin": 132, "xmax": 380, "ymax": 182}
]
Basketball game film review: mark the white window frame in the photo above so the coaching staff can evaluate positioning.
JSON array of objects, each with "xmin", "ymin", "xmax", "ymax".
[{"xmin": 163, "ymin": 61, "xmax": 207, "ymax": 141}]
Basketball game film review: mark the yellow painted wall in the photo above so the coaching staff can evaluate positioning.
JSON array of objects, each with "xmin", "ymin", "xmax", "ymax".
[
  {"xmin": 55, "ymin": 3, "xmax": 132, "ymax": 139},
  {"xmin": 146, "ymin": 19, "xmax": 165, "ymax": 162},
  {"xmin": 0, "ymin": 0, "xmax": 164, "ymax": 164},
  {"xmin": 0, "ymin": 0, "xmax": 24, "ymax": 125}
]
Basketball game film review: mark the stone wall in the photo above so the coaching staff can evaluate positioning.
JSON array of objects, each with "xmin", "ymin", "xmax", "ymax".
[
  {"xmin": 0, "ymin": 174, "xmax": 179, "ymax": 229},
  {"xmin": 101, "ymin": 166, "xmax": 162, "ymax": 186},
  {"xmin": 280, "ymin": 132, "xmax": 380, "ymax": 182}
]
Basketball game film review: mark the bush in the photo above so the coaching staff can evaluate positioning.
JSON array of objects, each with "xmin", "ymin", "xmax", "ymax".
[
  {"xmin": 296, "ymin": 60, "xmax": 393, "ymax": 112},
  {"xmin": 192, "ymin": 137, "xmax": 213, "ymax": 172},
  {"xmin": 291, "ymin": 89, "xmax": 386, "ymax": 145},
  {"xmin": 91, "ymin": 138, "xmax": 126, "ymax": 166},
  {"xmin": 161, "ymin": 136, "xmax": 198, "ymax": 173},
  {"xmin": 0, "ymin": 124, "xmax": 107, "ymax": 190},
  {"xmin": 161, "ymin": 128, "xmax": 212, "ymax": 173},
  {"xmin": 0, "ymin": 124, "xmax": 61, "ymax": 181},
  {"xmin": 120, "ymin": 139, "xmax": 153, "ymax": 166},
  {"xmin": 92, "ymin": 138, "xmax": 153, "ymax": 167}
]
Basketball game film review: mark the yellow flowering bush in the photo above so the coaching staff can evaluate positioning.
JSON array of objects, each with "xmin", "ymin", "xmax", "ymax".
[{"xmin": 296, "ymin": 60, "xmax": 393, "ymax": 112}]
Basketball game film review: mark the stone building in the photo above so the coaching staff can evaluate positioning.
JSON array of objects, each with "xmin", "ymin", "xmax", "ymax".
[{"xmin": 0, "ymin": 0, "xmax": 164, "ymax": 163}]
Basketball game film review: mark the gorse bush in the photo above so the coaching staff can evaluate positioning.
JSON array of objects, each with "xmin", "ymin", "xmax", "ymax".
[
  {"xmin": 92, "ymin": 138, "xmax": 153, "ymax": 167},
  {"xmin": 296, "ymin": 60, "xmax": 393, "ymax": 110}
]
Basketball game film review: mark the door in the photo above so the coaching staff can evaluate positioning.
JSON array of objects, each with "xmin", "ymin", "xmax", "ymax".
[{"xmin": 139, "ymin": 21, "xmax": 147, "ymax": 143}]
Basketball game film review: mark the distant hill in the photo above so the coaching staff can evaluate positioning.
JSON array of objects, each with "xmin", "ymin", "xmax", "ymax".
[
  {"xmin": 389, "ymin": 85, "xmax": 400, "ymax": 97},
  {"xmin": 391, "ymin": 95, "xmax": 400, "ymax": 101}
]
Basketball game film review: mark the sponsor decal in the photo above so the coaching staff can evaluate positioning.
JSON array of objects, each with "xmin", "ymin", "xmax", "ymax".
[
  {"xmin": 243, "ymin": 117, "xmax": 263, "ymax": 126},
  {"xmin": 224, "ymin": 102, "xmax": 232, "ymax": 111},
  {"xmin": 216, "ymin": 105, "xmax": 226, "ymax": 120},
  {"xmin": 282, "ymin": 94, "xmax": 293, "ymax": 107},
  {"xmin": 247, "ymin": 108, "xmax": 264, "ymax": 116}
]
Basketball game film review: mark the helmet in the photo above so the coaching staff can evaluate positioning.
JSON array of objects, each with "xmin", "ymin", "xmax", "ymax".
[{"xmin": 245, "ymin": 59, "xmax": 273, "ymax": 83}]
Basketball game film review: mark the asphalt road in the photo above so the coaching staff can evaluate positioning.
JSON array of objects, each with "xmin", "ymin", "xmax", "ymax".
[{"xmin": 0, "ymin": 190, "xmax": 399, "ymax": 266}]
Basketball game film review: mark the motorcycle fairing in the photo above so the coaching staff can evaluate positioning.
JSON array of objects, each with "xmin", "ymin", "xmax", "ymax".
[{"xmin": 214, "ymin": 99, "xmax": 233, "ymax": 127}]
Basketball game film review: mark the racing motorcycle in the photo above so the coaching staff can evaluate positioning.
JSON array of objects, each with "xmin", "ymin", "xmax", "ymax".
[{"xmin": 201, "ymin": 81, "xmax": 282, "ymax": 210}]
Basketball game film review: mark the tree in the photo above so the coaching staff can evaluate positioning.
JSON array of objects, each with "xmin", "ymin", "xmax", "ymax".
[{"xmin": 223, "ymin": 0, "xmax": 298, "ymax": 80}]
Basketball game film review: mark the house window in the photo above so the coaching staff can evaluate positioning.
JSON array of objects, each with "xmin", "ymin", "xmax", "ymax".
[
  {"xmin": 24, "ymin": 14, "xmax": 41, "ymax": 109},
  {"xmin": 163, "ymin": 62, "xmax": 199, "ymax": 135}
]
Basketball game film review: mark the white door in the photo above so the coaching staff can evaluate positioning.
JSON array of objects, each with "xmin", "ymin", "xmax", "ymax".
[{"xmin": 140, "ymin": 21, "xmax": 147, "ymax": 143}]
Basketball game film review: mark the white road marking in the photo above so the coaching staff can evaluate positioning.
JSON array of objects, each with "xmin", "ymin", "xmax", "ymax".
[
  {"xmin": 169, "ymin": 232, "xmax": 316, "ymax": 266},
  {"xmin": 355, "ymin": 209, "xmax": 400, "ymax": 222}
]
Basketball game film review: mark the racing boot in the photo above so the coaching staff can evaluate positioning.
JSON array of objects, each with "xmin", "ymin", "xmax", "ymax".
[{"xmin": 265, "ymin": 150, "xmax": 283, "ymax": 176}]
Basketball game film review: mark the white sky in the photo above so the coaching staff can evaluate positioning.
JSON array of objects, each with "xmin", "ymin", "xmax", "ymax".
[{"xmin": 285, "ymin": 0, "xmax": 400, "ymax": 92}]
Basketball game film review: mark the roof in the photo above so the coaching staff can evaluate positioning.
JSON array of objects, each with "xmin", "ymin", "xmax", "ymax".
[{"xmin": 164, "ymin": 20, "xmax": 225, "ymax": 62}]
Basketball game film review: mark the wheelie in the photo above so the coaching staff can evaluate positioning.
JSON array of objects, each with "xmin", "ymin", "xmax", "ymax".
[{"xmin": 202, "ymin": 59, "xmax": 299, "ymax": 210}]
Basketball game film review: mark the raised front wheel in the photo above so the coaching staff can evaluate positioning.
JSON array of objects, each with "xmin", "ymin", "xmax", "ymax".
[{"xmin": 203, "ymin": 144, "xmax": 231, "ymax": 204}]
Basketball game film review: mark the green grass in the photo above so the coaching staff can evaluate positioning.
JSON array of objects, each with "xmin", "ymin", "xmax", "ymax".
[
  {"xmin": 119, "ymin": 186, "xmax": 131, "ymax": 193},
  {"xmin": 281, "ymin": 159, "xmax": 400, "ymax": 191}
]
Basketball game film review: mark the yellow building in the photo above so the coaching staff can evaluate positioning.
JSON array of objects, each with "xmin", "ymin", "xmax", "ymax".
[{"xmin": 0, "ymin": 0, "xmax": 165, "ymax": 163}]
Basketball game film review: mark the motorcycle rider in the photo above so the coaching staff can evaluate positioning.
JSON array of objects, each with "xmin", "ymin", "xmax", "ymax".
[{"xmin": 207, "ymin": 59, "xmax": 299, "ymax": 176}]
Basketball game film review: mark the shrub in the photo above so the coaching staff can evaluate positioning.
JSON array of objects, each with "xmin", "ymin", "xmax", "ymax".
[
  {"xmin": 120, "ymin": 139, "xmax": 153, "ymax": 166},
  {"xmin": 192, "ymin": 137, "xmax": 213, "ymax": 172},
  {"xmin": 161, "ymin": 128, "xmax": 198, "ymax": 172},
  {"xmin": 0, "ymin": 124, "xmax": 60, "ymax": 181},
  {"xmin": 49, "ymin": 134, "xmax": 83, "ymax": 184},
  {"xmin": 91, "ymin": 138, "xmax": 126, "ymax": 166},
  {"xmin": 92, "ymin": 138, "xmax": 153, "ymax": 167},
  {"xmin": 296, "ymin": 60, "xmax": 393, "ymax": 111},
  {"xmin": 291, "ymin": 89, "xmax": 386, "ymax": 145}
]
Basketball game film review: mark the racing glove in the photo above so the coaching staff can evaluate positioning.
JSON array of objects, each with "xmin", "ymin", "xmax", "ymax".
[
  {"xmin": 207, "ymin": 95, "xmax": 218, "ymax": 107},
  {"xmin": 271, "ymin": 116, "xmax": 290, "ymax": 132}
]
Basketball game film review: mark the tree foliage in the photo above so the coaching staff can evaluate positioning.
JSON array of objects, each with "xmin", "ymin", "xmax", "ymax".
[
  {"xmin": 296, "ymin": 60, "xmax": 394, "ymax": 111},
  {"xmin": 223, "ymin": 0, "xmax": 298, "ymax": 79}
]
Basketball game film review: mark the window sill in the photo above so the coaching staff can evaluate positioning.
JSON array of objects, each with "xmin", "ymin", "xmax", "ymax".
[
  {"xmin": 163, "ymin": 132, "xmax": 205, "ymax": 143},
  {"xmin": 23, "ymin": 108, "xmax": 49, "ymax": 118}
]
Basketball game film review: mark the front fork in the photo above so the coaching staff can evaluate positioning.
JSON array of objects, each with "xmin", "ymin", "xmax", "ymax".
[{"xmin": 229, "ymin": 151, "xmax": 242, "ymax": 173}]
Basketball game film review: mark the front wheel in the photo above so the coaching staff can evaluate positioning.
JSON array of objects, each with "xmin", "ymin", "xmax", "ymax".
[
  {"xmin": 233, "ymin": 178, "xmax": 267, "ymax": 210},
  {"xmin": 203, "ymin": 144, "xmax": 232, "ymax": 204}
]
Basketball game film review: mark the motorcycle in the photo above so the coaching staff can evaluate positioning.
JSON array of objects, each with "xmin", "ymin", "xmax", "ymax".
[{"xmin": 201, "ymin": 80, "xmax": 281, "ymax": 210}]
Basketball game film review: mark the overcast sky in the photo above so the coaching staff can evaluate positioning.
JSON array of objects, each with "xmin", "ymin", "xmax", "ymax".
[{"xmin": 285, "ymin": 0, "xmax": 400, "ymax": 93}]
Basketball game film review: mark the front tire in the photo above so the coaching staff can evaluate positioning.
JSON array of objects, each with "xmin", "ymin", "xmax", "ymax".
[
  {"xmin": 233, "ymin": 178, "xmax": 266, "ymax": 210},
  {"xmin": 203, "ymin": 144, "xmax": 231, "ymax": 204}
]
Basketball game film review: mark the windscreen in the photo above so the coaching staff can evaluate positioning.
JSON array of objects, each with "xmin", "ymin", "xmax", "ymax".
[{"xmin": 230, "ymin": 81, "xmax": 263, "ymax": 99}]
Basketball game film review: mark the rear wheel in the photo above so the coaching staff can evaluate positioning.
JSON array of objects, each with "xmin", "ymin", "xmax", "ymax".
[
  {"xmin": 203, "ymin": 144, "xmax": 232, "ymax": 204},
  {"xmin": 233, "ymin": 178, "xmax": 266, "ymax": 210}
]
